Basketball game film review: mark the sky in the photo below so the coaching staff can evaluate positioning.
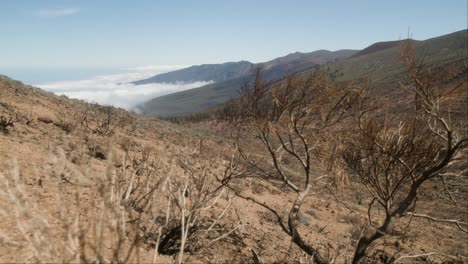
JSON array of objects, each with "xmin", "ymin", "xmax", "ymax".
[{"xmin": 0, "ymin": 0, "xmax": 466, "ymax": 109}]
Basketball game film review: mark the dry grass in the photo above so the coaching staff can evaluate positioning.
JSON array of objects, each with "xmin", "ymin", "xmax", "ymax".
[{"xmin": 0, "ymin": 63, "xmax": 466, "ymax": 264}]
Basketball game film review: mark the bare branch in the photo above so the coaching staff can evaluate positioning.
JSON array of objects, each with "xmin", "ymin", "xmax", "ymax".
[{"xmin": 403, "ymin": 212, "xmax": 468, "ymax": 233}]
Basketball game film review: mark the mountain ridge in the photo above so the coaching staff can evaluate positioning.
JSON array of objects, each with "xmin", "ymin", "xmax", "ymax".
[
  {"xmin": 132, "ymin": 60, "xmax": 253, "ymax": 85},
  {"xmin": 136, "ymin": 49, "xmax": 358, "ymax": 116},
  {"xmin": 350, "ymin": 39, "xmax": 419, "ymax": 58},
  {"xmin": 137, "ymin": 30, "xmax": 466, "ymax": 117}
]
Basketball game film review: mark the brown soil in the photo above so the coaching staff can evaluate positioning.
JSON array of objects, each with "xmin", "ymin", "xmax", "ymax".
[{"xmin": 0, "ymin": 76, "xmax": 466, "ymax": 263}]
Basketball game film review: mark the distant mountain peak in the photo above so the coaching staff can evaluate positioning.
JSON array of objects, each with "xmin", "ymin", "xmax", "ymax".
[{"xmin": 351, "ymin": 39, "xmax": 419, "ymax": 58}]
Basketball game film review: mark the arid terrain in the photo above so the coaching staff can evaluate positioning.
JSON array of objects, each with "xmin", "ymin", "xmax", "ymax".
[{"xmin": 0, "ymin": 36, "xmax": 467, "ymax": 263}]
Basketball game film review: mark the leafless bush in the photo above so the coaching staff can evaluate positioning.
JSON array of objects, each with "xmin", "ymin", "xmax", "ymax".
[
  {"xmin": 151, "ymin": 158, "xmax": 240, "ymax": 263},
  {"xmin": 343, "ymin": 40, "xmax": 468, "ymax": 263},
  {"xmin": 222, "ymin": 67, "xmax": 362, "ymax": 264},
  {"xmin": 92, "ymin": 104, "xmax": 119, "ymax": 136},
  {"xmin": 73, "ymin": 103, "xmax": 93, "ymax": 133},
  {"xmin": 107, "ymin": 141, "xmax": 243, "ymax": 263},
  {"xmin": 0, "ymin": 139, "xmax": 242, "ymax": 263},
  {"xmin": 70, "ymin": 103, "xmax": 120, "ymax": 136}
]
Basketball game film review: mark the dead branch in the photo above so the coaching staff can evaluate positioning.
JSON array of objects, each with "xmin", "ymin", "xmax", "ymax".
[{"xmin": 403, "ymin": 212, "xmax": 468, "ymax": 233}]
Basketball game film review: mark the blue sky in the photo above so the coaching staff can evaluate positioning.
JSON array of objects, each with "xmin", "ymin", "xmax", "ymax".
[
  {"xmin": 1, "ymin": 1, "xmax": 465, "ymax": 109},
  {"xmin": 1, "ymin": 1, "xmax": 466, "ymax": 70}
]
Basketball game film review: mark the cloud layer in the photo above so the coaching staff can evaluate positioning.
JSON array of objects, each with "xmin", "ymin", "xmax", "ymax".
[
  {"xmin": 34, "ymin": 8, "xmax": 81, "ymax": 17},
  {"xmin": 36, "ymin": 65, "xmax": 213, "ymax": 110}
]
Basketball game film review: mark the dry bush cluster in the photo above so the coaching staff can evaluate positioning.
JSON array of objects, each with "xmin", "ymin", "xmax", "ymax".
[
  {"xmin": 221, "ymin": 67, "xmax": 363, "ymax": 263},
  {"xmin": 218, "ymin": 41, "xmax": 467, "ymax": 263},
  {"xmin": 0, "ymin": 86, "xmax": 246, "ymax": 262},
  {"xmin": 0, "ymin": 139, "xmax": 245, "ymax": 263},
  {"xmin": 54, "ymin": 103, "xmax": 123, "ymax": 136}
]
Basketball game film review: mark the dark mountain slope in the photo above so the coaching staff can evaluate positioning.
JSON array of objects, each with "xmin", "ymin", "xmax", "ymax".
[
  {"xmin": 300, "ymin": 30, "xmax": 467, "ymax": 84},
  {"xmin": 136, "ymin": 77, "xmax": 245, "ymax": 116},
  {"xmin": 350, "ymin": 39, "xmax": 421, "ymax": 58},
  {"xmin": 133, "ymin": 61, "xmax": 253, "ymax": 85},
  {"xmin": 137, "ymin": 49, "xmax": 357, "ymax": 116},
  {"xmin": 137, "ymin": 30, "xmax": 467, "ymax": 117}
]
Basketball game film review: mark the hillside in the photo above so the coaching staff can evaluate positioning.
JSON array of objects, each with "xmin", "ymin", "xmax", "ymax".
[
  {"xmin": 1, "ymin": 54, "xmax": 466, "ymax": 262},
  {"xmin": 138, "ymin": 30, "xmax": 466, "ymax": 118},
  {"xmin": 257, "ymin": 49, "xmax": 357, "ymax": 80},
  {"xmin": 300, "ymin": 29, "xmax": 467, "ymax": 84},
  {"xmin": 132, "ymin": 61, "xmax": 253, "ymax": 85},
  {"xmin": 0, "ymin": 75, "xmax": 242, "ymax": 262},
  {"xmin": 136, "ymin": 49, "xmax": 357, "ymax": 116},
  {"xmin": 2, "ymin": 1, "xmax": 467, "ymax": 262},
  {"xmin": 350, "ymin": 39, "xmax": 419, "ymax": 58}
]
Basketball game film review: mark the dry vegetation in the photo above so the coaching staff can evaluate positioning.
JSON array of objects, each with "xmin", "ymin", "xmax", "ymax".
[{"xmin": 0, "ymin": 42, "xmax": 466, "ymax": 263}]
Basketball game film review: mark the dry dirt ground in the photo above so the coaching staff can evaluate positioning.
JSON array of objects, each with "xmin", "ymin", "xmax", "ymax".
[{"xmin": 0, "ymin": 76, "xmax": 467, "ymax": 263}]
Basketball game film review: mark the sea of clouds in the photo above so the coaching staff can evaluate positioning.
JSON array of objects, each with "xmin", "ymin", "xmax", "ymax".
[{"xmin": 36, "ymin": 65, "xmax": 213, "ymax": 110}]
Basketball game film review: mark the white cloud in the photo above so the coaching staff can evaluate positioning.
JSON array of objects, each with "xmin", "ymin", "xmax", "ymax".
[
  {"xmin": 34, "ymin": 8, "xmax": 80, "ymax": 17},
  {"xmin": 125, "ymin": 65, "xmax": 185, "ymax": 72},
  {"xmin": 35, "ymin": 65, "xmax": 213, "ymax": 110}
]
